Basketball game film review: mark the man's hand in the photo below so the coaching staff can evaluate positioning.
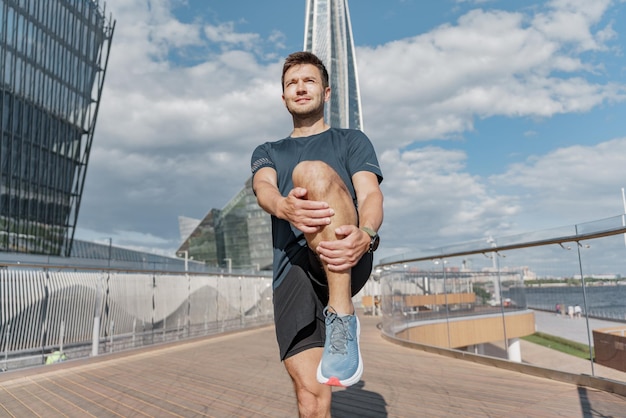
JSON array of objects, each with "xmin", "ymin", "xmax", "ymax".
[
  {"xmin": 316, "ymin": 225, "xmax": 370, "ymax": 272},
  {"xmin": 278, "ymin": 187, "xmax": 335, "ymax": 234}
]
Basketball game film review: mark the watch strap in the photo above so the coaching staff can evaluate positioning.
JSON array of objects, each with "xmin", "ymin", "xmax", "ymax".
[{"xmin": 360, "ymin": 227, "xmax": 377, "ymax": 238}]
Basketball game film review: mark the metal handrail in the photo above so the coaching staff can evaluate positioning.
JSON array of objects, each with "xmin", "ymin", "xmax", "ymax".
[{"xmin": 379, "ymin": 216, "xmax": 626, "ymax": 266}]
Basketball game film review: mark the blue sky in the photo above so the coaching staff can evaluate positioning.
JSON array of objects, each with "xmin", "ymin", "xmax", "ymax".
[{"xmin": 78, "ymin": 0, "xmax": 626, "ymax": 273}]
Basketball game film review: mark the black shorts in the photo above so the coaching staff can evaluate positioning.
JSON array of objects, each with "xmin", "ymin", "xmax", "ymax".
[{"xmin": 273, "ymin": 249, "xmax": 373, "ymax": 360}]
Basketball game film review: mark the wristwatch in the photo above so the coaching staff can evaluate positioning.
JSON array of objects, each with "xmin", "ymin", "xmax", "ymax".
[{"xmin": 361, "ymin": 227, "xmax": 380, "ymax": 253}]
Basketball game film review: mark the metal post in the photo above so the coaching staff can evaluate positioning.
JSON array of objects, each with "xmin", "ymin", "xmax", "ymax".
[
  {"xmin": 441, "ymin": 260, "xmax": 452, "ymax": 349},
  {"xmin": 59, "ymin": 320, "xmax": 65, "ymax": 354},
  {"xmin": 92, "ymin": 275, "xmax": 104, "ymax": 357},
  {"xmin": 185, "ymin": 252, "xmax": 190, "ymax": 337},
  {"xmin": 575, "ymin": 225, "xmax": 595, "ymax": 376},
  {"xmin": 488, "ymin": 237, "xmax": 501, "ymax": 305},
  {"xmin": 177, "ymin": 250, "xmax": 189, "ymax": 272},
  {"xmin": 109, "ymin": 320, "xmax": 114, "ymax": 353},
  {"xmin": 622, "ymin": 187, "xmax": 626, "ymax": 247},
  {"xmin": 494, "ymin": 250, "xmax": 509, "ymax": 358},
  {"xmin": 151, "ymin": 274, "xmax": 156, "ymax": 345},
  {"xmin": 91, "ymin": 317, "xmax": 100, "ymax": 357},
  {"xmin": 3, "ymin": 325, "xmax": 10, "ymax": 371},
  {"xmin": 108, "ymin": 237, "xmax": 112, "ymax": 268},
  {"xmin": 239, "ymin": 277, "xmax": 244, "ymax": 326},
  {"xmin": 178, "ymin": 250, "xmax": 191, "ymax": 337}
]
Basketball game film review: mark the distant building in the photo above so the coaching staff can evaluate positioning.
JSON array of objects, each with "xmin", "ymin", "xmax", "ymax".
[
  {"xmin": 178, "ymin": 178, "xmax": 272, "ymax": 271},
  {"xmin": 178, "ymin": 216, "xmax": 201, "ymax": 242},
  {"xmin": 179, "ymin": 0, "xmax": 363, "ymax": 270},
  {"xmin": 481, "ymin": 265, "xmax": 537, "ymax": 282},
  {"xmin": 178, "ymin": 209, "xmax": 221, "ymax": 268},
  {"xmin": 304, "ymin": 0, "xmax": 363, "ymax": 130},
  {"xmin": 0, "ymin": 0, "xmax": 115, "ymax": 256}
]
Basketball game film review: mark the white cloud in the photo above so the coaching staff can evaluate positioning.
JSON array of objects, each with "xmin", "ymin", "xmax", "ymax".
[
  {"xmin": 204, "ymin": 22, "xmax": 260, "ymax": 49},
  {"xmin": 105, "ymin": 0, "xmax": 203, "ymax": 74},
  {"xmin": 533, "ymin": 0, "xmax": 613, "ymax": 51},
  {"xmin": 99, "ymin": 48, "xmax": 285, "ymax": 150},
  {"xmin": 80, "ymin": 0, "xmax": 626, "ymax": 259},
  {"xmin": 491, "ymin": 137, "xmax": 626, "ymax": 225},
  {"xmin": 379, "ymin": 147, "xmax": 520, "ymax": 254},
  {"xmin": 74, "ymin": 227, "xmax": 175, "ymax": 257},
  {"xmin": 358, "ymin": 4, "xmax": 624, "ymax": 149}
]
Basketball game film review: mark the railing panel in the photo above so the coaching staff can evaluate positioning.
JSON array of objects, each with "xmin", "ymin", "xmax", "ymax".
[
  {"xmin": 376, "ymin": 218, "xmax": 626, "ymax": 385},
  {"xmin": 1, "ymin": 269, "xmax": 274, "ymax": 371}
]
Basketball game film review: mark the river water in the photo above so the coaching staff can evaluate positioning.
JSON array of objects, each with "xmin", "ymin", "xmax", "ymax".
[{"xmin": 506, "ymin": 285, "xmax": 626, "ymax": 321}]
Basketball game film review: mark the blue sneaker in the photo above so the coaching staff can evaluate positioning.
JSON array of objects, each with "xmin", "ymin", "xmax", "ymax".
[{"xmin": 316, "ymin": 307, "xmax": 363, "ymax": 387}]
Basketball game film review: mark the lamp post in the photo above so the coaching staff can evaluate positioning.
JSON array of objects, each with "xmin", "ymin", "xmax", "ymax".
[
  {"xmin": 434, "ymin": 259, "xmax": 451, "ymax": 348},
  {"xmin": 177, "ymin": 251, "xmax": 189, "ymax": 272},
  {"xmin": 177, "ymin": 250, "xmax": 191, "ymax": 337},
  {"xmin": 487, "ymin": 236, "xmax": 501, "ymax": 305}
]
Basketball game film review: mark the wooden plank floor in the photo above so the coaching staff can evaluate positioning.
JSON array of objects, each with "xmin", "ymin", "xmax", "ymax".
[{"xmin": 1, "ymin": 313, "xmax": 625, "ymax": 417}]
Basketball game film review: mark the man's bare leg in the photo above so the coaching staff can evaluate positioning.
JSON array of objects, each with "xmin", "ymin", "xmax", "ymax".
[
  {"xmin": 284, "ymin": 348, "xmax": 331, "ymax": 418},
  {"xmin": 292, "ymin": 160, "xmax": 364, "ymax": 388},
  {"xmin": 292, "ymin": 160, "xmax": 357, "ymax": 315}
]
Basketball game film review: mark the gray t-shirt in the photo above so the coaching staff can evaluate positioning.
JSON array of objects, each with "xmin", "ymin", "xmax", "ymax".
[{"xmin": 251, "ymin": 127, "xmax": 383, "ymax": 288}]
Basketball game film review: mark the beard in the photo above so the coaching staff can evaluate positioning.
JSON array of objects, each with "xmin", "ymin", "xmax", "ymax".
[{"xmin": 286, "ymin": 100, "xmax": 325, "ymax": 120}]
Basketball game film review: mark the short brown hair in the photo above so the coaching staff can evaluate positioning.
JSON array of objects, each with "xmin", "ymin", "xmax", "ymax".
[{"xmin": 281, "ymin": 51, "xmax": 329, "ymax": 91}]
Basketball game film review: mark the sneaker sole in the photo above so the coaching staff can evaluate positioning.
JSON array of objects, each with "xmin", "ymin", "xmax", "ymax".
[{"xmin": 316, "ymin": 316, "xmax": 363, "ymax": 387}]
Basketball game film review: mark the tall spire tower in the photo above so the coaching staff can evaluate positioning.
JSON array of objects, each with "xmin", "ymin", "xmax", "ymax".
[{"xmin": 304, "ymin": 0, "xmax": 363, "ymax": 130}]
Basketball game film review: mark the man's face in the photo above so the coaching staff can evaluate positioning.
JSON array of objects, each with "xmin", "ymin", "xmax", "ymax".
[{"xmin": 282, "ymin": 63, "xmax": 330, "ymax": 118}]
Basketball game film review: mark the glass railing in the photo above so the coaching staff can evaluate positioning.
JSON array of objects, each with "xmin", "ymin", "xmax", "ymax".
[
  {"xmin": 371, "ymin": 215, "xmax": 626, "ymax": 384},
  {"xmin": 0, "ymin": 268, "xmax": 272, "ymax": 372}
]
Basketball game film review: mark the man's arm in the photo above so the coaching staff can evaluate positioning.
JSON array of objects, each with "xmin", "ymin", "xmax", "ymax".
[
  {"xmin": 353, "ymin": 171, "xmax": 384, "ymax": 234},
  {"xmin": 252, "ymin": 167, "xmax": 335, "ymax": 234},
  {"xmin": 252, "ymin": 167, "xmax": 284, "ymax": 217}
]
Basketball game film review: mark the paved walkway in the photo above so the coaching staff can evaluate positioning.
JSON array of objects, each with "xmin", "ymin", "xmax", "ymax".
[
  {"xmin": 1, "ymin": 312, "xmax": 625, "ymax": 417},
  {"xmin": 483, "ymin": 310, "xmax": 626, "ymax": 382},
  {"xmin": 533, "ymin": 310, "xmax": 625, "ymax": 346}
]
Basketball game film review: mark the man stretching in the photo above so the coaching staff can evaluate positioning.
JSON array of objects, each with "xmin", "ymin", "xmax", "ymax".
[{"xmin": 251, "ymin": 51, "xmax": 383, "ymax": 417}]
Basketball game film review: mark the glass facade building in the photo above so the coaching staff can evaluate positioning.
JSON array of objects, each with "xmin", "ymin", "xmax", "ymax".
[
  {"xmin": 304, "ymin": 0, "xmax": 363, "ymax": 130},
  {"xmin": 178, "ymin": 178, "xmax": 273, "ymax": 271},
  {"xmin": 0, "ymin": 0, "xmax": 115, "ymax": 256}
]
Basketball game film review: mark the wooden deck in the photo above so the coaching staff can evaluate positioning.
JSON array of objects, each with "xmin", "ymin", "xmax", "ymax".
[{"xmin": 1, "ymin": 313, "xmax": 625, "ymax": 417}]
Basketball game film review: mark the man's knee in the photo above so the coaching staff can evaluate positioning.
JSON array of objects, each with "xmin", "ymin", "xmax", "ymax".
[
  {"xmin": 293, "ymin": 160, "xmax": 348, "ymax": 199},
  {"xmin": 285, "ymin": 348, "xmax": 331, "ymax": 416},
  {"xmin": 293, "ymin": 161, "xmax": 334, "ymax": 188},
  {"xmin": 294, "ymin": 386, "xmax": 331, "ymax": 417}
]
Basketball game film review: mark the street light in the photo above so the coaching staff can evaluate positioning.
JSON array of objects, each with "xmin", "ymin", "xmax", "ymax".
[
  {"xmin": 176, "ymin": 250, "xmax": 191, "ymax": 337},
  {"xmin": 177, "ymin": 251, "xmax": 188, "ymax": 272}
]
